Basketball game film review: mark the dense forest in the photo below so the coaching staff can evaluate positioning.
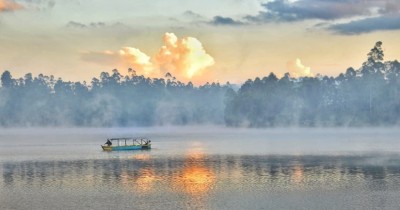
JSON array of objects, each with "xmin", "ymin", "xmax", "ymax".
[
  {"xmin": 1, "ymin": 42, "xmax": 400, "ymax": 127},
  {"xmin": 0, "ymin": 69, "xmax": 229, "ymax": 126},
  {"xmin": 225, "ymin": 42, "xmax": 400, "ymax": 127}
]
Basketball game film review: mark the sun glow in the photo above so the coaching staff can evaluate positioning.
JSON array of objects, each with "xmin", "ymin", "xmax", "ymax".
[
  {"xmin": 176, "ymin": 164, "xmax": 215, "ymax": 195},
  {"xmin": 172, "ymin": 145, "xmax": 215, "ymax": 195}
]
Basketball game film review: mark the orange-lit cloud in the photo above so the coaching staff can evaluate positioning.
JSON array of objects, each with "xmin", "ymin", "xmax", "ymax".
[
  {"xmin": 0, "ymin": 0, "xmax": 23, "ymax": 11},
  {"xmin": 119, "ymin": 47, "xmax": 155, "ymax": 76},
  {"xmin": 82, "ymin": 33, "xmax": 215, "ymax": 84},
  {"xmin": 287, "ymin": 58, "xmax": 313, "ymax": 77},
  {"xmin": 155, "ymin": 32, "xmax": 215, "ymax": 80}
]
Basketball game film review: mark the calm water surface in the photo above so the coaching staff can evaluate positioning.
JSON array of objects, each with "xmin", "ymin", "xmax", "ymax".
[{"xmin": 1, "ymin": 127, "xmax": 400, "ymax": 210}]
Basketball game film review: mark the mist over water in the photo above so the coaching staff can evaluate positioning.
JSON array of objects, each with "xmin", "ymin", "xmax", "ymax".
[{"xmin": 1, "ymin": 127, "xmax": 400, "ymax": 209}]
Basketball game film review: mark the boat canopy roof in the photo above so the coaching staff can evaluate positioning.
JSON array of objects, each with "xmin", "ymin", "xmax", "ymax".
[{"xmin": 108, "ymin": 137, "xmax": 149, "ymax": 141}]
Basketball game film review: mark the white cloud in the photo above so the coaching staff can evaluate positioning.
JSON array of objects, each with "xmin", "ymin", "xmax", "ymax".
[{"xmin": 287, "ymin": 58, "xmax": 313, "ymax": 77}]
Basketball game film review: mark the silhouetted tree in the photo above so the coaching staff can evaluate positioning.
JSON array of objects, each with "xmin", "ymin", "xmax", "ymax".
[
  {"xmin": 224, "ymin": 41, "xmax": 400, "ymax": 127},
  {"xmin": 1, "ymin": 71, "xmax": 13, "ymax": 88}
]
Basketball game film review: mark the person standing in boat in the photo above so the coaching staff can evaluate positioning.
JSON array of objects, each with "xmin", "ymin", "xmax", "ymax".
[{"xmin": 105, "ymin": 139, "xmax": 112, "ymax": 146}]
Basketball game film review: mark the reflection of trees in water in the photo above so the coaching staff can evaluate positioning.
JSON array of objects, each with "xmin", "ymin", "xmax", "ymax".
[
  {"xmin": 2, "ymin": 155, "xmax": 399, "ymax": 192},
  {"xmin": 121, "ymin": 167, "xmax": 156, "ymax": 193}
]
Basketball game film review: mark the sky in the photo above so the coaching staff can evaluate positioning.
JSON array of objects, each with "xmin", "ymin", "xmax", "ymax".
[{"xmin": 1, "ymin": 0, "xmax": 400, "ymax": 85}]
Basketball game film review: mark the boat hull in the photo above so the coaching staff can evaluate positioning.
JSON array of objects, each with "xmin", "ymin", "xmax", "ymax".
[{"xmin": 102, "ymin": 144, "xmax": 151, "ymax": 151}]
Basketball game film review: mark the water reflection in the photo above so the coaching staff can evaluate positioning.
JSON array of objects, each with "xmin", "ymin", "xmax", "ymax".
[
  {"xmin": 290, "ymin": 163, "xmax": 304, "ymax": 184},
  {"xmin": 2, "ymin": 155, "xmax": 398, "ymax": 187},
  {"xmin": 2, "ymin": 154, "xmax": 400, "ymax": 209},
  {"xmin": 121, "ymin": 167, "xmax": 156, "ymax": 193},
  {"xmin": 172, "ymin": 150, "xmax": 215, "ymax": 196},
  {"xmin": 131, "ymin": 153, "xmax": 151, "ymax": 161}
]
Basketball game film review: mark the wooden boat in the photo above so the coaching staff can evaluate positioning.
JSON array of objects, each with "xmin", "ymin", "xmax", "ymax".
[{"xmin": 101, "ymin": 138, "xmax": 151, "ymax": 151}]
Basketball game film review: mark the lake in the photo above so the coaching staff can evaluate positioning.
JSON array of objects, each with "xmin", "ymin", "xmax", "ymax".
[{"xmin": 1, "ymin": 127, "xmax": 400, "ymax": 209}]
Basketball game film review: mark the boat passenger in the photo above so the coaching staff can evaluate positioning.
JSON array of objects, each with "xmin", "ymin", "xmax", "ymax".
[{"xmin": 105, "ymin": 139, "xmax": 112, "ymax": 146}]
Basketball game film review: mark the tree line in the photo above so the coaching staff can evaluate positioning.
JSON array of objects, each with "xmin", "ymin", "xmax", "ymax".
[
  {"xmin": 225, "ymin": 42, "xmax": 400, "ymax": 127},
  {"xmin": 1, "ymin": 42, "xmax": 400, "ymax": 127},
  {"xmin": 0, "ymin": 69, "xmax": 228, "ymax": 126}
]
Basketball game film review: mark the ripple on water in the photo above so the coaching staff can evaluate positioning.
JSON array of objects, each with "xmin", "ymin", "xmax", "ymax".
[{"xmin": 2, "ymin": 154, "xmax": 400, "ymax": 209}]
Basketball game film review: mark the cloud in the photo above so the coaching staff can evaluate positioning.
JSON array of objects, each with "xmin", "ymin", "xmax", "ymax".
[
  {"xmin": 0, "ymin": 0, "xmax": 23, "ymax": 12},
  {"xmin": 81, "ymin": 51, "xmax": 120, "ymax": 66},
  {"xmin": 82, "ymin": 33, "xmax": 215, "ymax": 84},
  {"xmin": 119, "ymin": 47, "xmax": 154, "ymax": 76},
  {"xmin": 246, "ymin": 0, "xmax": 400, "ymax": 22},
  {"xmin": 209, "ymin": 16, "xmax": 244, "ymax": 26},
  {"xmin": 207, "ymin": 0, "xmax": 400, "ymax": 34},
  {"xmin": 329, "ymin": 14, "xmax": 400, "ymax": 35},
  {"xmin": 183, "ymin": 10, "xmax": 204, "ymax": 20},
  {"xmin": 66, "ymin": 21, "xmax": 107, "ymax": 29},
  {"xmin": 15, "ymin": 0, "xmax": 56, "ymax": 11},
  {"xmin": 155, "ymin": 33, "xmax": 215, "ymax": 79},
  {"xmin": 67, "ymin": 21, "xmax": 86, "ymax": 28},
  {"xmin": 287, "ymin": 58, "xmax": 313, "ymax": 77}
]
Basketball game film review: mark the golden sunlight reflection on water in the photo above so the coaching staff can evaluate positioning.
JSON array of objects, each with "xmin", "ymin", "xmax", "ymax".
[
  {"xmin": 133, "ymin": 168, "xmax": 156, "ymax": 193},
  {"xmin": 290, "ymin": 161, "xmax": 304, "ymax": 184},
  {"xmin": 172, "ymin": 149, "xmax": 215, "ymax": 196},
  {"xmin": 121, "ymin": 142, "xmax": 216, "ymax": 199},
  {"xmin": 131, "ymin": 153, "xmax": 151, "ymax": 161},
  {"xmin": 121, "ymin": 154, "xmax": 156, "ymax": 193},
  {"xmin": 3, "ymin": 152, "xmax": 400, "ymax": 209}
]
